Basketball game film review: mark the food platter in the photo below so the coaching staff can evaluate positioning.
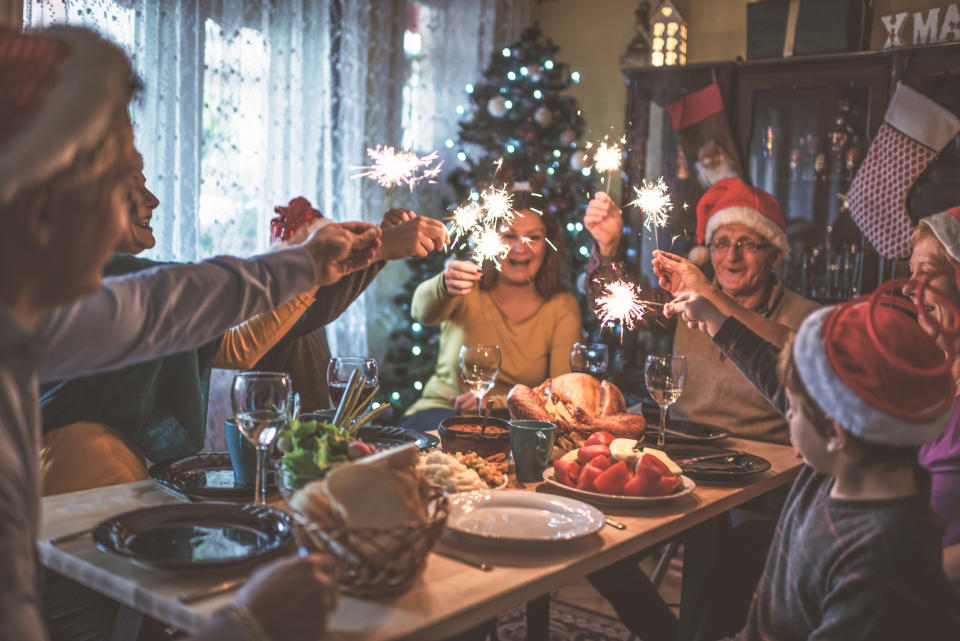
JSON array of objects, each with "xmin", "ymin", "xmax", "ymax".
[
  {"xmin": 542, "ymin": 468, "xmax": 696, "ymax": 506},
  {"xmin": 445, "ymin": 490, "xmax": 605, "ymax": 544},
  {"xmin": 93, "ymin": 503, "xmax": 293, "ymax": 570}
]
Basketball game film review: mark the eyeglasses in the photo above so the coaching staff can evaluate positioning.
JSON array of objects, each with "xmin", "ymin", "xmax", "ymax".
[{"xmin": 707, "ymin": 239, "xmax": 772, "ymax": 255}]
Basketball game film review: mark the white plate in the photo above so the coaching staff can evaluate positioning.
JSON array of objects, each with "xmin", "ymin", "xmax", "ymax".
[
  {"xmin": 446, "ymin": 490, "xmax": 605, "ymax": 544},
  {"xmin": 542, "ymin": 468, "xmax": 696, "ymax": 507}
]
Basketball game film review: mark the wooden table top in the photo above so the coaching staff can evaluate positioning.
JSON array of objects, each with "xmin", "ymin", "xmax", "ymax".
[{"xmin": 39, "ymin": 437, "xmax": 802, "ymax": 641}]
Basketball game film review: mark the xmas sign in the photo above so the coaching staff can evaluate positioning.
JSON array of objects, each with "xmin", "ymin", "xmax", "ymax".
[{"xmin": 881, "ymin": 3, "xmax": 960, "ymax": 47}]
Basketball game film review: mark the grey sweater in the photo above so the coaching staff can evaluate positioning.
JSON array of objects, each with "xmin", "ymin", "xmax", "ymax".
[{"xmin": 736, "ymin": 465, "xmax": 959, "ymax": 640}]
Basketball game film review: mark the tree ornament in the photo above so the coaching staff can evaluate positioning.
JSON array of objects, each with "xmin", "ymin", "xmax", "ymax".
[
  {"xmin": 516, "ymin": 122, "xmax": 537, "ymax": 143},
  {"xmin": 533, "ymin": 106, "xmax": 553, "ymax": 127},
  {"xmin": 570, "ymin": 150, "xmax": 587, "ymax": 171},
  {"xmin": 529, "ymin": 65, "xmax": 544, "ymax": 81},
  {"xmin": 559, "ymin": 129, "xmax": 576, "ymax": 146},
  {"xmin": 487, "ymin": 96, "xmax": 508, "ymax": 118}
]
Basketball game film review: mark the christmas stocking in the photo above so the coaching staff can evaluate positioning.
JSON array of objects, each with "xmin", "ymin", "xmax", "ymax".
[
  {"xmin": 666, "ymin": 83, "xmax": 744, "ymax": 188},
  {"xmin": 847, "ymin": 84, "xmax": 960, "ymax": 259}
]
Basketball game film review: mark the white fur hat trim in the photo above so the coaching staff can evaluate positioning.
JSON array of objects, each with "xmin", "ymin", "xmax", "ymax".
[
  {"xmin": 0, "ymin": 27, "xmax": 133, "ymax": 206},
  {"xmin": 793, "ymin": 307, "xmax": 951, "ymax": 447},
  {"xmin": 704, "ymin": 206, "xmax": 788, "ymax": 255},
  {"xmin": 918, "ymin": 209, "xmax": 960, "ymax": 263}
]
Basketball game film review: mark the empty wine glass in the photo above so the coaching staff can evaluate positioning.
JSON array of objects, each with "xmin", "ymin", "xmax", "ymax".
[
  {"xmin": 570, "ymin": 342, "xmax": 609, "ymax": 378},
  {"xmin": 232, "ymin": 371, "xmax": 292, "ymax": 506},
  {"xmin": 644, "ymin": 355, "xmax": 687, "ymax": 448},
  {"xmin": 326, "ymin": 357, "xmax": 378, "ymax": 411},
  {"xmin": 458, "ymin": 345, "xmax": 501, "ymax": 416}
]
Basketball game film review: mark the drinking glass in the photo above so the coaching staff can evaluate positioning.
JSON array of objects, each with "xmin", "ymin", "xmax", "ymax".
[
  {"xmin": 458, "ymin": 345, "xmax": 501, "ymax": 416},
  {"xmin": 644, "ymin": 355, "xmax": 687, "ymax": 448},
  {"xmin": 326, "ymin": 357, "xmax": 379, "ymax": 410},
  {"xmin": 570, "ymin": 342, "xmax": 609, "ymax": 378},
  {"xmin": 232, "ymin": 371, "xmax": 292, "ymax": 506}
]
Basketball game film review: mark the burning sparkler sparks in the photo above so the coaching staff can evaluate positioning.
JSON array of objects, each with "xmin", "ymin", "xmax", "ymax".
[
  {"xmin": 595, "ymin": 279, "xmax": 646, "ymax": 331},
  {"xmin": 630, "ymin": 177, "xmax": 673, "ymax": 251},
  {"xmin": 590, "ymin": 136, "xmax": 623, "ymax": 193},
  {"xmin": 472, "ymin": 226, "xmax": 510, "ymax": 268},
  {"xmin": 352, "ymin": 146, "xmax": 443, "ymax": 192},
  {"xmin": 480, "ymin": 185, "xmax": 515, "ymax": 223}
]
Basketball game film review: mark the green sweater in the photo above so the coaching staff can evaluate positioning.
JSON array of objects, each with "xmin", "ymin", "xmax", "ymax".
[{"xmin": 405, "ymin": 273, "xmax": 582, "ymax": 415}]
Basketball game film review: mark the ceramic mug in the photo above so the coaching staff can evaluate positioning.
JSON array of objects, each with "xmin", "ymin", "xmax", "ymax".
[
  {"xmin": 509, "ymin": 420, "xmax": 556, "ymax": 483},
  {"xmin": 224, "ymin": 419, "xmax": 257, "ymax": 487}
]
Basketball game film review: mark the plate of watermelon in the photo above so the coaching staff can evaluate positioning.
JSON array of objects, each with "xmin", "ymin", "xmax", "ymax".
[{"xmin": 543, "ymin": 431, "xmax": 696, "ymax": 506}]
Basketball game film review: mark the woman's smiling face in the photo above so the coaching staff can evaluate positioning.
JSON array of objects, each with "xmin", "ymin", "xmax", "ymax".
[
  {"xmin": 498, "ymin": 210, "xmax": 548, "ymax": 286},
  {"xmin": 907, "ymin": 233, "xmax": 960, "ymax": 347}
]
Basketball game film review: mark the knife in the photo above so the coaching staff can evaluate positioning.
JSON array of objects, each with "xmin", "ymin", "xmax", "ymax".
[{"xmin": 675, "ymin": 451, "xmax": 744, "ymax": 465}]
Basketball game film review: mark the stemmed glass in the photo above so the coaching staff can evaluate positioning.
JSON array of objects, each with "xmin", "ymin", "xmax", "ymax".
[
  {"xmin": 458, "ymin": 345, "xmax": 501, "ymax": 416},
  {"xmin": 327, "ymin": 357, "xmax": 379, "ymax": 411},
  {"xmin": 232, "ymin": 371, "xmax": 292, "ymax": 506},
  {"xmin": 644, "ymin": 355, "xmax": 687, "ymax": 448},
  {"xmin": 570, "ymin": 342, "xmax": 609, "ymax": 379}
]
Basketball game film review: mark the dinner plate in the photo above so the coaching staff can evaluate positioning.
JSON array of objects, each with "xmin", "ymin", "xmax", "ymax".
[
  {"xmin": 446, "ymin": 490, "xmax": 604, "ymax": 544},
  {"xmin": 541, "ymin": 468, "xmax": 696, "ymax": 506},
  {"xmin": 93, "ymin": 503, "xmax": 293, "ymax": 570},
  {"xmin": 355, "ymin": 425, "xmax": 439, "ymax": 450},
  {"xmin": 149, "ymin": 453, "xmax": 276, "ymax": 500},
  {"xmin": 664, "ymin": 445, "xmax": 772, "ymax": 482},
  {"xmin": 634, "ymin": 404, "xmax": 730, "ymax": 444}
]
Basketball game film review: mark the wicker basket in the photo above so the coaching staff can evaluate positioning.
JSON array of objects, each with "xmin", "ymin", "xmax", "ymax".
[{"xmin": 288, "ymin": 476, "xmax": 448, "ymax": 597}]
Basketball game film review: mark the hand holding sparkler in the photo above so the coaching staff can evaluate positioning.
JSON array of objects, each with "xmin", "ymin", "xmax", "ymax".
[
  {"xmin": 376, "ymin": 213, "xmax": 450, "ymax": 261},
  {"xmin": 663, "ymin": 290, "xmax": 727, "ymax": 338},
  {"xmin": 443, "ymin": 259, "xmax": 484, "ymax": 296},
  {"xmin": 584, "ymin": 191, "xmax": 624, "ymax": 259},
  {"xmin": 651, "ymin": 250, "xmax": 711, "ymax": 295}
]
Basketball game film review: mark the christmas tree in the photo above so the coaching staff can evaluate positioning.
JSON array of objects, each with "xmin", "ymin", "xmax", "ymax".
[{"xmin": 379, "ymin": 24, "xmax": 600, "ymax": 415}]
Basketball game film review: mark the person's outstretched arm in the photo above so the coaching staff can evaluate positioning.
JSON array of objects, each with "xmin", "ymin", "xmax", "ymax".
[{"xmin": 36, "ymin": 223, "xmax": 380, "ymax": 382}]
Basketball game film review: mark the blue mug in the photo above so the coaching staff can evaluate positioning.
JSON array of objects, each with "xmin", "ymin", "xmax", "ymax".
[
  {"xmin": 509, "ymin": 420, "xmax": 557, "ymax": 483},
  {"xmin": 224, "ymin": 419, "xmax": 257, "ymax": 487}
]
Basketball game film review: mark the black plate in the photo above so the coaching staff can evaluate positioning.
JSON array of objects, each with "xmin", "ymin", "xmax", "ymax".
[
  {"xmin": 150, "ymin": 453, "xmax": 276, "ymax": 500},
  {"xmin": 633, "ymin": 404, "xmax": 731, "ymax": 444},
  {"xmin": 355, "ymin": 425, "xmax": 438, "ymax": 450},
  {"xmin": 662, "ymin": 444, "xmax": 772, "ymax": 482},
  {"xmin": 93, "ymin": 503, "xmax": 293, "ymax": 570}
]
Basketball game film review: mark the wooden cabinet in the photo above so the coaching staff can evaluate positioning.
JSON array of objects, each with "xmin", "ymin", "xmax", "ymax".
[{"xmin": 621, "ymin": 41, "xmax": 960, "ymax": 302}]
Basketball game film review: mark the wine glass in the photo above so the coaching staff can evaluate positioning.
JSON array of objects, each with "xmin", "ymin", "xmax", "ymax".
[
  {"xmin": 570, "ymin": 342, "xmax": 609, "ymax": 378},
  {"xmin": 326, "ymin": 357, "xmax": 379, "ymax": 411},
  {"xmin": 231, "ymin": 371, "xmax": 292, "ymax": 506},
  {"xmin": 644, "ymin": 355, "xmax": 687, "ymax": 448},
  {"xmin": 458, "ymin": 345, "xmax": 501, "ymax": 416}
]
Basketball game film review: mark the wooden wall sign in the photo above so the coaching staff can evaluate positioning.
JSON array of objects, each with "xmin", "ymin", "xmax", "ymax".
[{"xmin": 882, "ymin": 3, "xmax": 960, "ymax": 47}]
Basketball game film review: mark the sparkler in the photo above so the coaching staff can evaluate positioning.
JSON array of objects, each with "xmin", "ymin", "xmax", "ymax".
[
  {"xmin": 448, "ymin": 202, "xmax": 482, "ymax": 244},
  {"xmin": 472, "ymin": 225, "xmax": 510, "ymax": 268},
  {"xmin": 595, "ymin": 279, "xmax": 646, "ymax": 336},
  {"xmin": 480, "ymin": 185, "xmax": 515, "ymax": 224},
  {"xmin": 592, "ymin": 138, "xmax": 623, "ymax": 193},
  {"xmin": 629, "ymin": 177, "xmax": 673, "ymax": 252},
  {"xmin": 352, "ymin": 146, "xmax": 443, "ymax": 192}
]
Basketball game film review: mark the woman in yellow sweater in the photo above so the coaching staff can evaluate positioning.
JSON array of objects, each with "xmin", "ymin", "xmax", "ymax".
[{"xmin": 402, "ymin": 193, "xmax": 582, "ymax": 430}]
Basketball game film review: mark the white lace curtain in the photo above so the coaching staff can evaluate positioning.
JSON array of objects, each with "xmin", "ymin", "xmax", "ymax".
[{"xmin": 23, "ymin": 0, "xmax": 527, "ymax": 358}]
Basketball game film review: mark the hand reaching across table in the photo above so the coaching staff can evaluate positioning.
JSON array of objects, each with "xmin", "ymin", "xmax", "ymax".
[
  {"xmin": 584, "ymin": 191, "xmax": 623, "ymax": 259},
  {"xmin": 443, "ymin": 259, "xmax": 483, "ymax": 296},
  {"xmin": 651, "ymin": 250, "xmax": 712, "ymax": 296},
  {"xmin": 663, "ymin": 291, "xmax": 728, "ymax": 338},
  {"xmin": 376, "ymin": 209, "xmax": 450, "ymax": 261},
  {"xmin": 302, "ymin": 222, "xmax": 381, "ymax": 286}
]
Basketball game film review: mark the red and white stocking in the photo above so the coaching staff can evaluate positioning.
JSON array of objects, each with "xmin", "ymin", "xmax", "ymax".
[{"xmin": 847, "ymin": 84, "xmax": 960, "ymax": 259}]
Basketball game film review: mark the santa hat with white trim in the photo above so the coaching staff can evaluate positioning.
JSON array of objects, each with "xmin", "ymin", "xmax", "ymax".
[
  {"xmin": 0, "ymin": 26, "xmax": 135, "ymax": 206},
  {"xmin": 792, "ymin": 295, "xmax": 955, "ymax": 447},
  {"xmin": 918, "ymin": 206, "xmax": 960, "ymax": 263},
  {"xmin": 696, "ymin": 177, "xmax": 788, "ymax": 256}
]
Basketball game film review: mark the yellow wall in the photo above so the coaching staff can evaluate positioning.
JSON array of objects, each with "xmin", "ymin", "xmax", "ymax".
[{"xmin": 532, "ymin": 0, "xmax": 949, "ymax": 197}]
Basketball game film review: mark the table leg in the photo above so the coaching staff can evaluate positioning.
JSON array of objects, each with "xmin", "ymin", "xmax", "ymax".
[
  {"xmin": 526, "ymin": 594, "xmax": 549, "ymax": 641},
  {"xmin": 109, "ymin": 605, "xmax": 145, "ymax": 641}
]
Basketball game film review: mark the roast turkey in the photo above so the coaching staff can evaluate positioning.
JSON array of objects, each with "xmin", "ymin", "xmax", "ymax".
[{"xmin": 508, "ymin": 373, "xmax": 646, "ymax": 451}]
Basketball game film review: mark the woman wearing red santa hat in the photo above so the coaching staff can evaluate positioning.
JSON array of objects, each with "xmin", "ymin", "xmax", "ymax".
[{"xmin": 586, "ymin": 177, "xmax": 819, "ymax": 445}]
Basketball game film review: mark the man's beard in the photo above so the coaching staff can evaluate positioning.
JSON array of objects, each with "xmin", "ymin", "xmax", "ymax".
[{"xmin": 695, "ymin": 151, "xmax": 739, "ymax": 188}]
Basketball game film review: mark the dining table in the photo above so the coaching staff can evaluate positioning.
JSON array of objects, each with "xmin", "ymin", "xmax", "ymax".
[{"xmin": 38, "ymin": 436, "xmax": 803, "ymax": 641}]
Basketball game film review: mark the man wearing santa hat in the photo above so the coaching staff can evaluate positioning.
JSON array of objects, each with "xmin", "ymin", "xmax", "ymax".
[{"xmin": 586, "ymin": 177, "xmax": 819, "ymax": 444}]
